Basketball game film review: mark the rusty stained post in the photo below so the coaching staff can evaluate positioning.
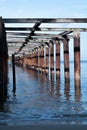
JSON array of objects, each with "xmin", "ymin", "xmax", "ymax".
[
  {"xmin": 38, "ymin": 48, "xmax": 41, "ymax": 73},
  {"xmin": 56, "ymin": 40, "xmax": 60, "ymax": 79},
  {"xmin": 22, "ymin": 53, "xmax": 25, "ymax": 67},
  {"xmin": 50, "ymin": 42, "xmax": 54, "ymax": 79},
  {"xmin": 0, "ymin": 17, "xmax": 8, "ymax": 102},
  {"xmin": 44, "ymin": 46, "xmax": 46, "ymax": 75},
  {"xmin": 39, "ymin": 49, "xmax": 42, "ymax": 73},
  {"xmin": 38, "ymin": 47, "xmax": 42, "ymax": 73},
  {"xmin": 12, "ymin": 54, "xmax": 16, "ymax": 92},
  {"xmin": 41, "ymin": 48, "xmax": 44, "ymax": 73},
  {"xmin": 35, "ymin": 50, "xmax": 38, "ymax": 71},
  {"xmin": 74, "ymin": 30, "xmax": 80, "ymax": 88},
  {"xmin": 48, "ymin": 44, "xmax": 51, "ymax": 81},
  {"xmin": 54, "ymin": 41, "xmax": 56, "ymax": 83},
  {"xmin": 63, "ymin": 36, "xmax": 70, "ymax": 82},
  {"xmin": 46, "ymin": 46, "xmax": 49, "ymax": 75}
]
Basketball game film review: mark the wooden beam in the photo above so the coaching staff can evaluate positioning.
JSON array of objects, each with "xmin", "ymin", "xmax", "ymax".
[
  {"xmin": 25, "ymin": 22, "xmax": 41, "ymax": 41},
  {"xmin": 3, "ymin": 18, "xmax": 87, "ymax": 23},
  {"xmin": 5, "ymin": 27, "xmax": 87, "ymax": 32},
  {"xmin": 5, "ymin": 27, "xmax": 32, "ymax": 31},
  {"xmin": 38, "ymin": 28, "xmax": 87, "ymax": 32}
]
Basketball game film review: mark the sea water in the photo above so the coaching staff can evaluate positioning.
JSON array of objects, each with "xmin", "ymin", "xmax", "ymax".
[{"xmin": 0, "ymin": 61, "xmax": 87, "ymax": 126}]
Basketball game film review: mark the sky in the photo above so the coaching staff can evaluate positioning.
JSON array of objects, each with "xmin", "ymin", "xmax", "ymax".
[{"xmin": 0, "ymin": 0, "xmax": 87, "ymax": 60}]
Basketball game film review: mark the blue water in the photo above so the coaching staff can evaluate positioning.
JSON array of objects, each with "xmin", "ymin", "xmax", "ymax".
[{"xmin": 0, "ymin": 61, "xmax": 87, "ymax": 126}]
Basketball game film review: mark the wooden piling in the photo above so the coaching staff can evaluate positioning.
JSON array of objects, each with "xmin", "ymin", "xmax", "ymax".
[
  {"xmin": 56, "ymin": 40, "xmax": 60, "ymax": 79},
  {"xmin": 74, "ymin": 31, "xmax": 80, "ymax": 87},
  {"xmin": 63, "ymin": 36, "xmax": 70, "ymax": 82},
  {"xmin": 44, "ymin": 46, "xmax": 46, "ymax": 75},
  {"xmin": 48, "ymin": 44, "xmax": 51, "ymax": 81},
  {"xmin": 12, "ymin": 54, "xmax": 16, "ymax": 92},
  {"xmin": 0, "ymin": 17, "xmax": 8, "ymax": 102},
  {"xmin": 50, "ymin": 42, "xmax": 54, "ymax": 79},
  {"xmin": 46, "ymin": 47, "xmax": 49, "ymax": 75},
  {"xmin": 54, "ymin": 42, "xmax": 56, "ymax": 82}
]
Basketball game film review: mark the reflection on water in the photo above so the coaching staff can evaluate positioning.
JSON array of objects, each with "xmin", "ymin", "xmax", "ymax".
[{"xmin": 0, "ymin": 61, "xmax": 87, "ymax": 125}]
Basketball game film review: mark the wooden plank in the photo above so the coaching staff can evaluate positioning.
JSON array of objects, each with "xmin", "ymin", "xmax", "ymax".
[
  {"xmin": 38, "ymin": 28, "xmax": 87, "ymax": 32},
  {"xmin": 25, "ymin": 22, "xmax": 41, "ymax": 41},
  {"xmin": 3, "ymin": 18, "xmax": 87, "ymax": 23},
  {"xmin": 5, "ymin": 27, "xmax": 32, "ymax": 31},
  {"xmin": 5, "ymin": 27, "xmax": 87, "ymax": 32}
]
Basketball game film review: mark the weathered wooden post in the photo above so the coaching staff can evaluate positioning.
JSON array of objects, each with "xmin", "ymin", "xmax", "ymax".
[
  {"xmin": 54, "ymin": 41, "xmax": 56, "ymax": 83},
  {"xmin": 48, "ymin": 43, "xmax": 51, "ymax": 81},
  {"xmin": 41, "ymin": 48, "xmax": 44, "ymax": 73},
  {"xmin": 12, "ymin": 54, "xmax": 16, "ymax": 92},
  {"xmin": 74, "ymin": 30, "xmax": 80, "ymax": 87},
  {"xmin": 46, "ymin": 45, "xmax": 49, "ymax": 75},
  {"xmin": 38, "ymin": 48, "xmax": 40, "ymax": 73},
  {"xmin": 64, "ymin": 81, "xmax": 70, "ymax": 100},
  {"xmin": 50, "ymin": 41, "xmax": 54, "ymax": 79},
  {"xmin": 35, "ymin": 50, "xmax": 38, "ymax": 71},
  {"xmin": 0, "ymin": 17, "xmax": 8, "ymax": 102},
  {"xmin": 22, "ymin": 53, "xmax": 25, "ymax": 67},
  {"xmin": 63, "ymin": 36, "xmax": 70, "ymax": 82},
  {"xmin": 44, "ymin": 46, "xmax": 46, "ymax": 75},
  {"xmin": 56, "ymin": 40, "xmax": 60, "ymax": 79}
]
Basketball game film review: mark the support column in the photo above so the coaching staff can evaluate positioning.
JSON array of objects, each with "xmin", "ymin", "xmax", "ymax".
[
  {"xmin": 74, "ymin": 31, "xmax": 80, "ymax": 87},
  {"xmin": 44, "ymin": 46, "xmax": 46, "ymax": 75},
  {"xmin": 63, "ymin": 36, "xmax": 70, "ymax": 82},
  {"xmin": 54, "ymin": 42, "xmax": 56, "ymax": 83},
  {"xmin": 22, "ymin": 53, "xmax": 25, "ymax": 67},
  {"xmin": 41, "ymin": 48, "xmax": 44, "ymax": 73},
  {"xmin": 50, "ymin": 42, "xmax": 54, "ymax": 79},
  {"xmin": 0, "ymin": 17, "xmax": 8, "ymax": 102},
  {"xmin": 56, "ymin": 40, "xmax": 60, "ymax": 79},
  {"xmin": 48, "ymin": 44, "xmax": 51, "ymax": 81},
  {"xmin": 35, "ymin": 50, "xmax": 38, "ymax": 71},
  {"xmin": 38, "ymin": 48, "xmax": 40, "ymax": 73},
  {"xmin": 46, "ymin": 46, "xmax": 49, "ymax": 75},
  {"xmin": 12, "ymin": 54, "xmax": 16, "ymax": 92}
]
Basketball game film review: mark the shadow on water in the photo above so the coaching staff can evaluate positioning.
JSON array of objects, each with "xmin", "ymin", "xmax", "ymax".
[{"xmin": 0, "ymin": 77, "xmax": 8, "ymax": 112}]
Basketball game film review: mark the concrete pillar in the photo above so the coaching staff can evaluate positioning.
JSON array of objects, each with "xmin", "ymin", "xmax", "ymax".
[
  {"xmin": 74, "ymin": 31, "xmax": 80, "ymax": 87},
  {"xmin": 63, "ymin": 36, "xmax": 70, "ymax": 82}
]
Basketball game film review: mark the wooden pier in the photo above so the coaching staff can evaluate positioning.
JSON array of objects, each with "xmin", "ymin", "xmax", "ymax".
[{"xmin": 0, "ymin": 17, "xmax": 87, "ymax": 99}]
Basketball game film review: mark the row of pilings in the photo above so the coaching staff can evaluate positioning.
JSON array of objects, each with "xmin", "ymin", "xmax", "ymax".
[
  {"xmin": 15, "ymin": 31, "xmax": 80, "ymax": 88},
  {"xmin": 0, "ymin": 17, "xmax": 8, "ymax": 104}
]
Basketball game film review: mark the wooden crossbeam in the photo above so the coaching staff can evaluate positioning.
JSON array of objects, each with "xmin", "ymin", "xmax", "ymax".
[
  {"xmin": 5, "ymin": 27, "xmax": 87, "ymax": 32},
  {"xmin": 25, "ymin": 22, "xmax": 41, "ymax": 41},
  {"xmin": 5, "ymin": 27, "xmax": 32, "ymax": 31},
  {"xmin": 3, "ymin": 18, "xmax": 87, "ymax": 23}
]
